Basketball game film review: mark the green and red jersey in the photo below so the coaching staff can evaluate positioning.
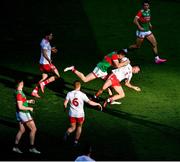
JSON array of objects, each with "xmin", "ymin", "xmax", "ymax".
[
  {"xmin": 97, "ymin": 51, "xmax": 118, "ymax": 72},
  {"xmin": 136, "ymin": 9, "xmax": 151, "ymax": 31},
  {"xmin": 16, "ymin": 90, "xmax": 29, "ymax": 112}
]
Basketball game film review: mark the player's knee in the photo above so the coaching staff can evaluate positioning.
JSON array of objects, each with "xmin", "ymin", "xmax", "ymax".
[
  {"xmin": 119, "ymin": 93, "xmax": 125, "ymax": 98},
  {"xmin": 20, "ymin": 128, "xmax": 25, "ymax": 134},
  {"xmin": 84, "ymin": 79, "xmax": 91, "ymax": 83},
  {"xmin": 32, "ymin": 126, "xmax": 37, "ymax": 133}
]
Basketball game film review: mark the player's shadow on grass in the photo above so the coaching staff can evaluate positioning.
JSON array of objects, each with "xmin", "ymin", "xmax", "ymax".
[
  {"xmin": 0, "ymin": 66, "xmax": 39, "ymax": 88},
  {"xmin": 103, "ymin": 108, "xmax": 180, "ymax": 141},
  {"xmin": 0, "ymin": 66, "xmax": 70, "ymax": 96},
  {"xmin": 0, "ymin": 66, "xmax": 101, "ymax": 99},
  {"xmin": 0, "ymin": 116, "xmax": 17, "ymax": 128},
  {"xmin": 49, "ymin": 79, "xmax": 106, "ymax": 100}
]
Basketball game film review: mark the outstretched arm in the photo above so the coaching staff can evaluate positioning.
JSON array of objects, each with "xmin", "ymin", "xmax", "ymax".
[
  {"xmin": 87, "ymin": 100, "xmax": 102, "ymax": 111},
  {"xmin": 125, "ymin": 80, "xmax": 141, "ymax": 92}
]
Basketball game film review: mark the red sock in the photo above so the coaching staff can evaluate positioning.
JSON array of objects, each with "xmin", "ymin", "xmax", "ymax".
[
  {"xmin": 44, "ymin": 80, "xmax": 49, "ymax": 85},
  {"xmin": 72, "ymin": 67, "xmax": 76, "ymax": 73},
  {"xmin": 32, "ymin": 86, "xmax": 39, "ymax": 93}
]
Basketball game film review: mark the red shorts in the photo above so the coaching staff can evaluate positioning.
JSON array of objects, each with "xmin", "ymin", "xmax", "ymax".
[
  {"xmin": 108, "ymin": 74, "xmax": 121, "ymax": 87},
  {"xmin": 69, "ymin": 116, "xmax": 84, "ymax": 124},
  {"xmin": 39, "ymin": 64, "xmax": 56, "ymax": 73}
]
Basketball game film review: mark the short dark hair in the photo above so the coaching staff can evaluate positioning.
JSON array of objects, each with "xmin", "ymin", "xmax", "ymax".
[
  {"xmin": 117, "ymin": 49, "xmax": 128, "ymax": 55},
  {"xmin": 15, "ymin": 79, "xmax": 23, "ymax": 89},
  {"xmin": 73, "ymin": 80, "xmax": 81, "ymax": 89},
  {"xmin": 142, "ymin": 0, "xmax": 150, "ymax": 5},
  {"xmin": 43, "ymin": 30, "xmax": 53, "ymax": 37}
]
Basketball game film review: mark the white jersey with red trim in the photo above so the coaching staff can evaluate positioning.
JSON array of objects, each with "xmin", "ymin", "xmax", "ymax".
[
  {"xmin": 39, "ymin": 38, "xmax": 51, "ymax": 64},
  {"xmin": 112, "ymin": 63, "xmax": 132, "ymax": 82},
  {"xmin": 66, "ymin": 90, "xmax": 90, "ymax": 118}
]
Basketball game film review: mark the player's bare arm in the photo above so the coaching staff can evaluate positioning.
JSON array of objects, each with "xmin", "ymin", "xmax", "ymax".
[
  {"xmin": 113, "ymin": 59, "xmax": 130, "ymax": 68},
  {"xmin": 51, "ymin": 47, "xmax": 58, "ymax": 54},
  {"xmin": 88, "ymin": 100, "xmax": 102, "ymax": 110},
  {"xmin": 118, "ymin": 59, "xmax": 130, "ymax": 68},
  {"xmin": 149, "ymin": 22, "xmax": 152, "ymax": 29},
  {"xmin": 125, "ymin": 80, "xmax": 141, "ymax": 92},
  {"xmin": 134, "ymin": 16, "xmax": 144, "ymax": 31},
  {"xmin": 64, "ymin": 99, "xmax": 69, "ymax": 111},
  {"xmin": 17, "ymin": 101, "xmax": 33, "ymax": 111}
]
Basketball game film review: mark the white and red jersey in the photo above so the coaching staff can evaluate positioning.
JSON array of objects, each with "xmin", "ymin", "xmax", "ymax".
[
  {"xmin": 112, "ymin": 63, "xmax": 132, "ymax": 82},
  {"xmin": 66, "ymin": 90, "xmax": 90, "ymax": 118},
  {"xmin": 120, "ymin": 57, "xmax": 129, "ymax": 63},
  {"xmin": 39, "ymin": 38, "xmax": 52, "ymax": 64}
]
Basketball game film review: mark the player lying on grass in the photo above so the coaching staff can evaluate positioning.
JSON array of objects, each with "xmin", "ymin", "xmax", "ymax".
[{"xmin": 94, "ymin": 64, "xmax": 141, "ymax": 108}]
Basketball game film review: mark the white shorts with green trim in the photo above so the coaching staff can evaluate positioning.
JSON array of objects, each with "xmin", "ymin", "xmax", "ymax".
[
  {"xmin": 16, "ymin": 111, "xmax": 32, "ymax": 123},
  {"xmin": 92, "ymin": 67, "xmax": 108, "ymax": 79},
  {"xmin": 136, "ymin": 30, "xmax": 152, "ymax": 39}
]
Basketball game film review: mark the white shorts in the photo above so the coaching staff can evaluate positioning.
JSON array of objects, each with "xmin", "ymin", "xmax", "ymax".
[
  {"xmin": 92, "ymin": 67, "xmax": 108, "ymax": 79},
  {"xmin": 16, "ymin": 111, "xmax": 32, "ymax": 123},
  {"xmin": 136, "ymin": 30, "xmax": 152, "ymax": 39}
]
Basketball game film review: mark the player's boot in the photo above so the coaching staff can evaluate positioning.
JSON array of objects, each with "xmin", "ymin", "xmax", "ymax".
[
  {"xmin": 29, "ymin": 148, "xmax": 41, "ymax": 154},
  {"xmin": 110, "ymin": 101, "xmax": 122, "ymax": 105},
  {"xmin": 31, "ymin": 92, "xmax": 41, "ymax": 98},
  {"xmin": 64, "ymin": 66, "xmax": 75, "ymax": 72},
  {"xmin": 12, "ymin": 147, "xmax": 23, "ymax": 154},
  {"xmin": 155, "ymin": 58, "xmax": 167, "ymax": 64}
]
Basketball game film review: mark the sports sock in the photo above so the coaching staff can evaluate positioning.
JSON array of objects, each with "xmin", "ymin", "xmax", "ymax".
[
  {"xmin": 155, "ymin": 56, "xmax": 160, "ymax": 60},
  {"xmin": 32, "ymin": 86, "xmax": 39, "ymax": 93},
  {"xmin": 40, "ymin": 80, "xmax": 49, "ymax": 86},
  {"xmin": 107, "ymin": 97, "xmax": 113, "ymax": 103},
  {"xmin": 72, "ymin": 67, "xmax": 76, "ymax": 73}
]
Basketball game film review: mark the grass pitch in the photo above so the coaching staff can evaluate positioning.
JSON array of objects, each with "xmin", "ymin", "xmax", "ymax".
[{"xmin": 0, "ymin": 0, "xmax": 180, "ymax": 160}]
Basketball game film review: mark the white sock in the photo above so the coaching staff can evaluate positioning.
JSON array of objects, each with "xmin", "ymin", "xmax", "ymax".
[
  {"xmin": 155, "ymin": 56, "xmax": 160, "ymax": 60},
  {"xmin": 107, "ymin": 98, "xmax": 111, "ymax": 103}
]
